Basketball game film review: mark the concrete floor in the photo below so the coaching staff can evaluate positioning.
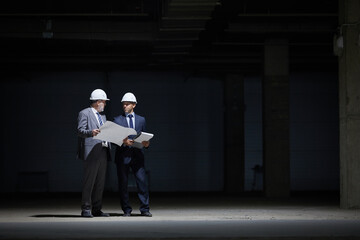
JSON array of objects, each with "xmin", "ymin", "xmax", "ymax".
[{"xmin": 0, "ymin": 192, "xmax": 360, "ymax": 239}]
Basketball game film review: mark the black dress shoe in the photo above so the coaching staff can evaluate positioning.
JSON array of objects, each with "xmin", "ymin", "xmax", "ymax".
[
  {"xmin": 92, "ymin": 210, "xmax": 110, "ymax": 217},
  {"xmin": 141, "ymin": 212, "xmax": 152, "ymax": 217},
  {"xmin": 81, "ymin": 210, "xmax": 93, "ymax": 218},
  {"xmin": 123, "ymin": 212, "xmax": 131, "ymax": 217}
]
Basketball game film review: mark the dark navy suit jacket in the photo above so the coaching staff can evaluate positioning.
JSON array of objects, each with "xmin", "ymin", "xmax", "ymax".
[{"xmin": 113, "ymin": 113, "xmax": 147, "ymax": 164}]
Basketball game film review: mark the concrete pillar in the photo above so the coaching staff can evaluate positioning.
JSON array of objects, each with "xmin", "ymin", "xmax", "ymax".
[
  {"xmin": 263, "ymin": 39, "xmax": 290, "ymax": 197},
  {"xmin": 224, "ymin": 74, "xmax": 245, "ymax": 193},
  {"xmin": 339, "ymin": 0, "xmax": 360, "ymax": 208}
]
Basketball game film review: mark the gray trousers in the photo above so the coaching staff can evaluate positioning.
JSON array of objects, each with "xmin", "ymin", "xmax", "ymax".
[{"xmin": 81, "ymin": 143, "xmax": 108, "ymax": 211}]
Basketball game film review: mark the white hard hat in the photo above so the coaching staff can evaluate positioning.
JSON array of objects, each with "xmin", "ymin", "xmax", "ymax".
[
  {"xmin": 89, "ymin": 89, "xmax": 110, "ymax": 101},
  {"xmin": 121, "ymin": 92, "xmax": 137, "ymax": 103}
]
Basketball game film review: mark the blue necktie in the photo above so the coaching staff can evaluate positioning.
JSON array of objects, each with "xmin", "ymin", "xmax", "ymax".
[
  {"xmin": 96, "ymin": 112, "xmax": 103, "ymax": 126},
  {"xmin": 128, "ymin": 114, "xmax": 134, "ymax": 128}
]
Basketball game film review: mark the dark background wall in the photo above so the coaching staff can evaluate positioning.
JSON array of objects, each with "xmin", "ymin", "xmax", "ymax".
[
  {"xmin": 2, "ymin": 71, "xmax": 224, "ymax": 192},
  {"xmin": 0, "ymin": 0, "xmax": 340, "ymax": 194},
  {"xmin": 1, "ymin": 70, "xmax": 338, "ymax": 193},
  {"xmin": 289, "ymin": 73, "xmax": 339, "ymax": 191},
  {"xmin": 243, "ymin": 72, "xmax": 339, "ymax": 192}
]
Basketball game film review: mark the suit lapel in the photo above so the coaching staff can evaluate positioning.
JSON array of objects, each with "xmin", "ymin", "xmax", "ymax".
[
  {"xmin": 121, "ymin": 114, "xmax": 128, "ymax": 128},
  {"xmin": 134, "ymin": 114, "xmax": 141, "ymax": 132},
  {"xmin": 89, "ymin": 107, "xmax": 100, "ymax": 128},
  {"xmin": 119, "ymin": 113, "xmax": 139, "ymax": 131}
]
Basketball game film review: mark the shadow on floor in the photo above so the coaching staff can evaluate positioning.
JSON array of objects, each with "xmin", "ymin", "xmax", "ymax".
[{"xmin": 30, "ymin": 213, "xmax": 146, "ymax": 218}]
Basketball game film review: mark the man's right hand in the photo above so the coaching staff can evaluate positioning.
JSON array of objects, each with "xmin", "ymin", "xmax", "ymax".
[
  {"xmin": 123, "ymin": 137, "xmax": 134, "ymax": 146},
  {"xmin": 92, "ymin": 129, "xmax": 100, "ymax": 136}
]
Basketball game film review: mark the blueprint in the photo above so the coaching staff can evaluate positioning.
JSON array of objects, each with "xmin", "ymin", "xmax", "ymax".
[{"xmin": 93, "ymin": 121, "xmax": 137, "ymax": 147}]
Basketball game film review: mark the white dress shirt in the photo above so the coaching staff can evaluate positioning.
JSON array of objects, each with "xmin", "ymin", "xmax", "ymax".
[
  {"xmin": 91, "ymin": 107, "xmax": 108, "ymax": 147},
  {"xmin": 125, "ymin": 112, "xmax": 136, "ymax": 129}
]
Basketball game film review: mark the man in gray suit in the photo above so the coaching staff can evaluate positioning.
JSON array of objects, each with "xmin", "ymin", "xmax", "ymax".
[{"xmin": 77, "ymin": 89, "xmax": 111, "ymax": 218}]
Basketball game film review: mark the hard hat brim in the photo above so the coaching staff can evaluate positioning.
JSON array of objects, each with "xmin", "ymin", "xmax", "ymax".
[{"xmin": 90, "ymin": 98, "xmax": 110, "ymax": 101}]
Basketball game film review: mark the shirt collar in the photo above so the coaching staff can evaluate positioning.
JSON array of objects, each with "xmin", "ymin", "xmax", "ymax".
[
  {"xmin": 125, "ymin": 112, "xmax": 135, "ymax": 118},
  {"xmin": 91, "ymin": 107, "xmax": 98, "ymax": 114}
]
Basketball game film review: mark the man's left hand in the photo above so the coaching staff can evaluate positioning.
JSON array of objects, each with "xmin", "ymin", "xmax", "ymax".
[{"xmin": 142, "ymin": 141, "xmax": 150, "ymax": 148}]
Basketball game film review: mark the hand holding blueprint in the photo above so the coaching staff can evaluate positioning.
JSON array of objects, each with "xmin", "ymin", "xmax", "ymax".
[
  {"xmin": 134, "ymin": 132, "xmax": 154, "ymax": 143},
  {"xmin": 132, "ymin": 132, "xmax": 154, "ymax": 149},
  {"xmin": 93, "ymin": 121, "xmax": 137, "ymax": 147}
]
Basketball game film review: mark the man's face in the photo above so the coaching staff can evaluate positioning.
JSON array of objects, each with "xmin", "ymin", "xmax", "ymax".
[
  {"xmin": 96, "ymin": 100, "xmax": 107, "ymax": 112},
  {"xmin": 123, "ymin": 101, "xmax": 136, "ymax": 114}
]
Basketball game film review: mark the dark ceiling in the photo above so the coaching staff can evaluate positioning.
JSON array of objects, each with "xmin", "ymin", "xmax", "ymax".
[{"xmin": 0, "ymin": 0, "xmax": 339, "ymax": 73}]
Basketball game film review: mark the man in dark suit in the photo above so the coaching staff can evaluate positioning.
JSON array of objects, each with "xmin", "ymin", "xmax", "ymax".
[
  {"xmin": 113, "ymin": 92, "xmax": 152, "ymax": 217},
  {"xmin": 77, "ymin": 89, "xmax": 111, "ymax": 218}
]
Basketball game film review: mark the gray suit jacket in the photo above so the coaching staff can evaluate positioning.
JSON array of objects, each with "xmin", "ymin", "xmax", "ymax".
[{"xmin": 77, "ymin": 107, "xmax": 110, "ymax": 161}]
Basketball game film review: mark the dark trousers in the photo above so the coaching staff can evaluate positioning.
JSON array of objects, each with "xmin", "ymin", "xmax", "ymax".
[
  {"xmin": 81, "ymin": 143, "xmax": 107, "ymax": 211},
  {"xmin": 116, "ymin": 158, "xmax": 149, "ymax": 213}
]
